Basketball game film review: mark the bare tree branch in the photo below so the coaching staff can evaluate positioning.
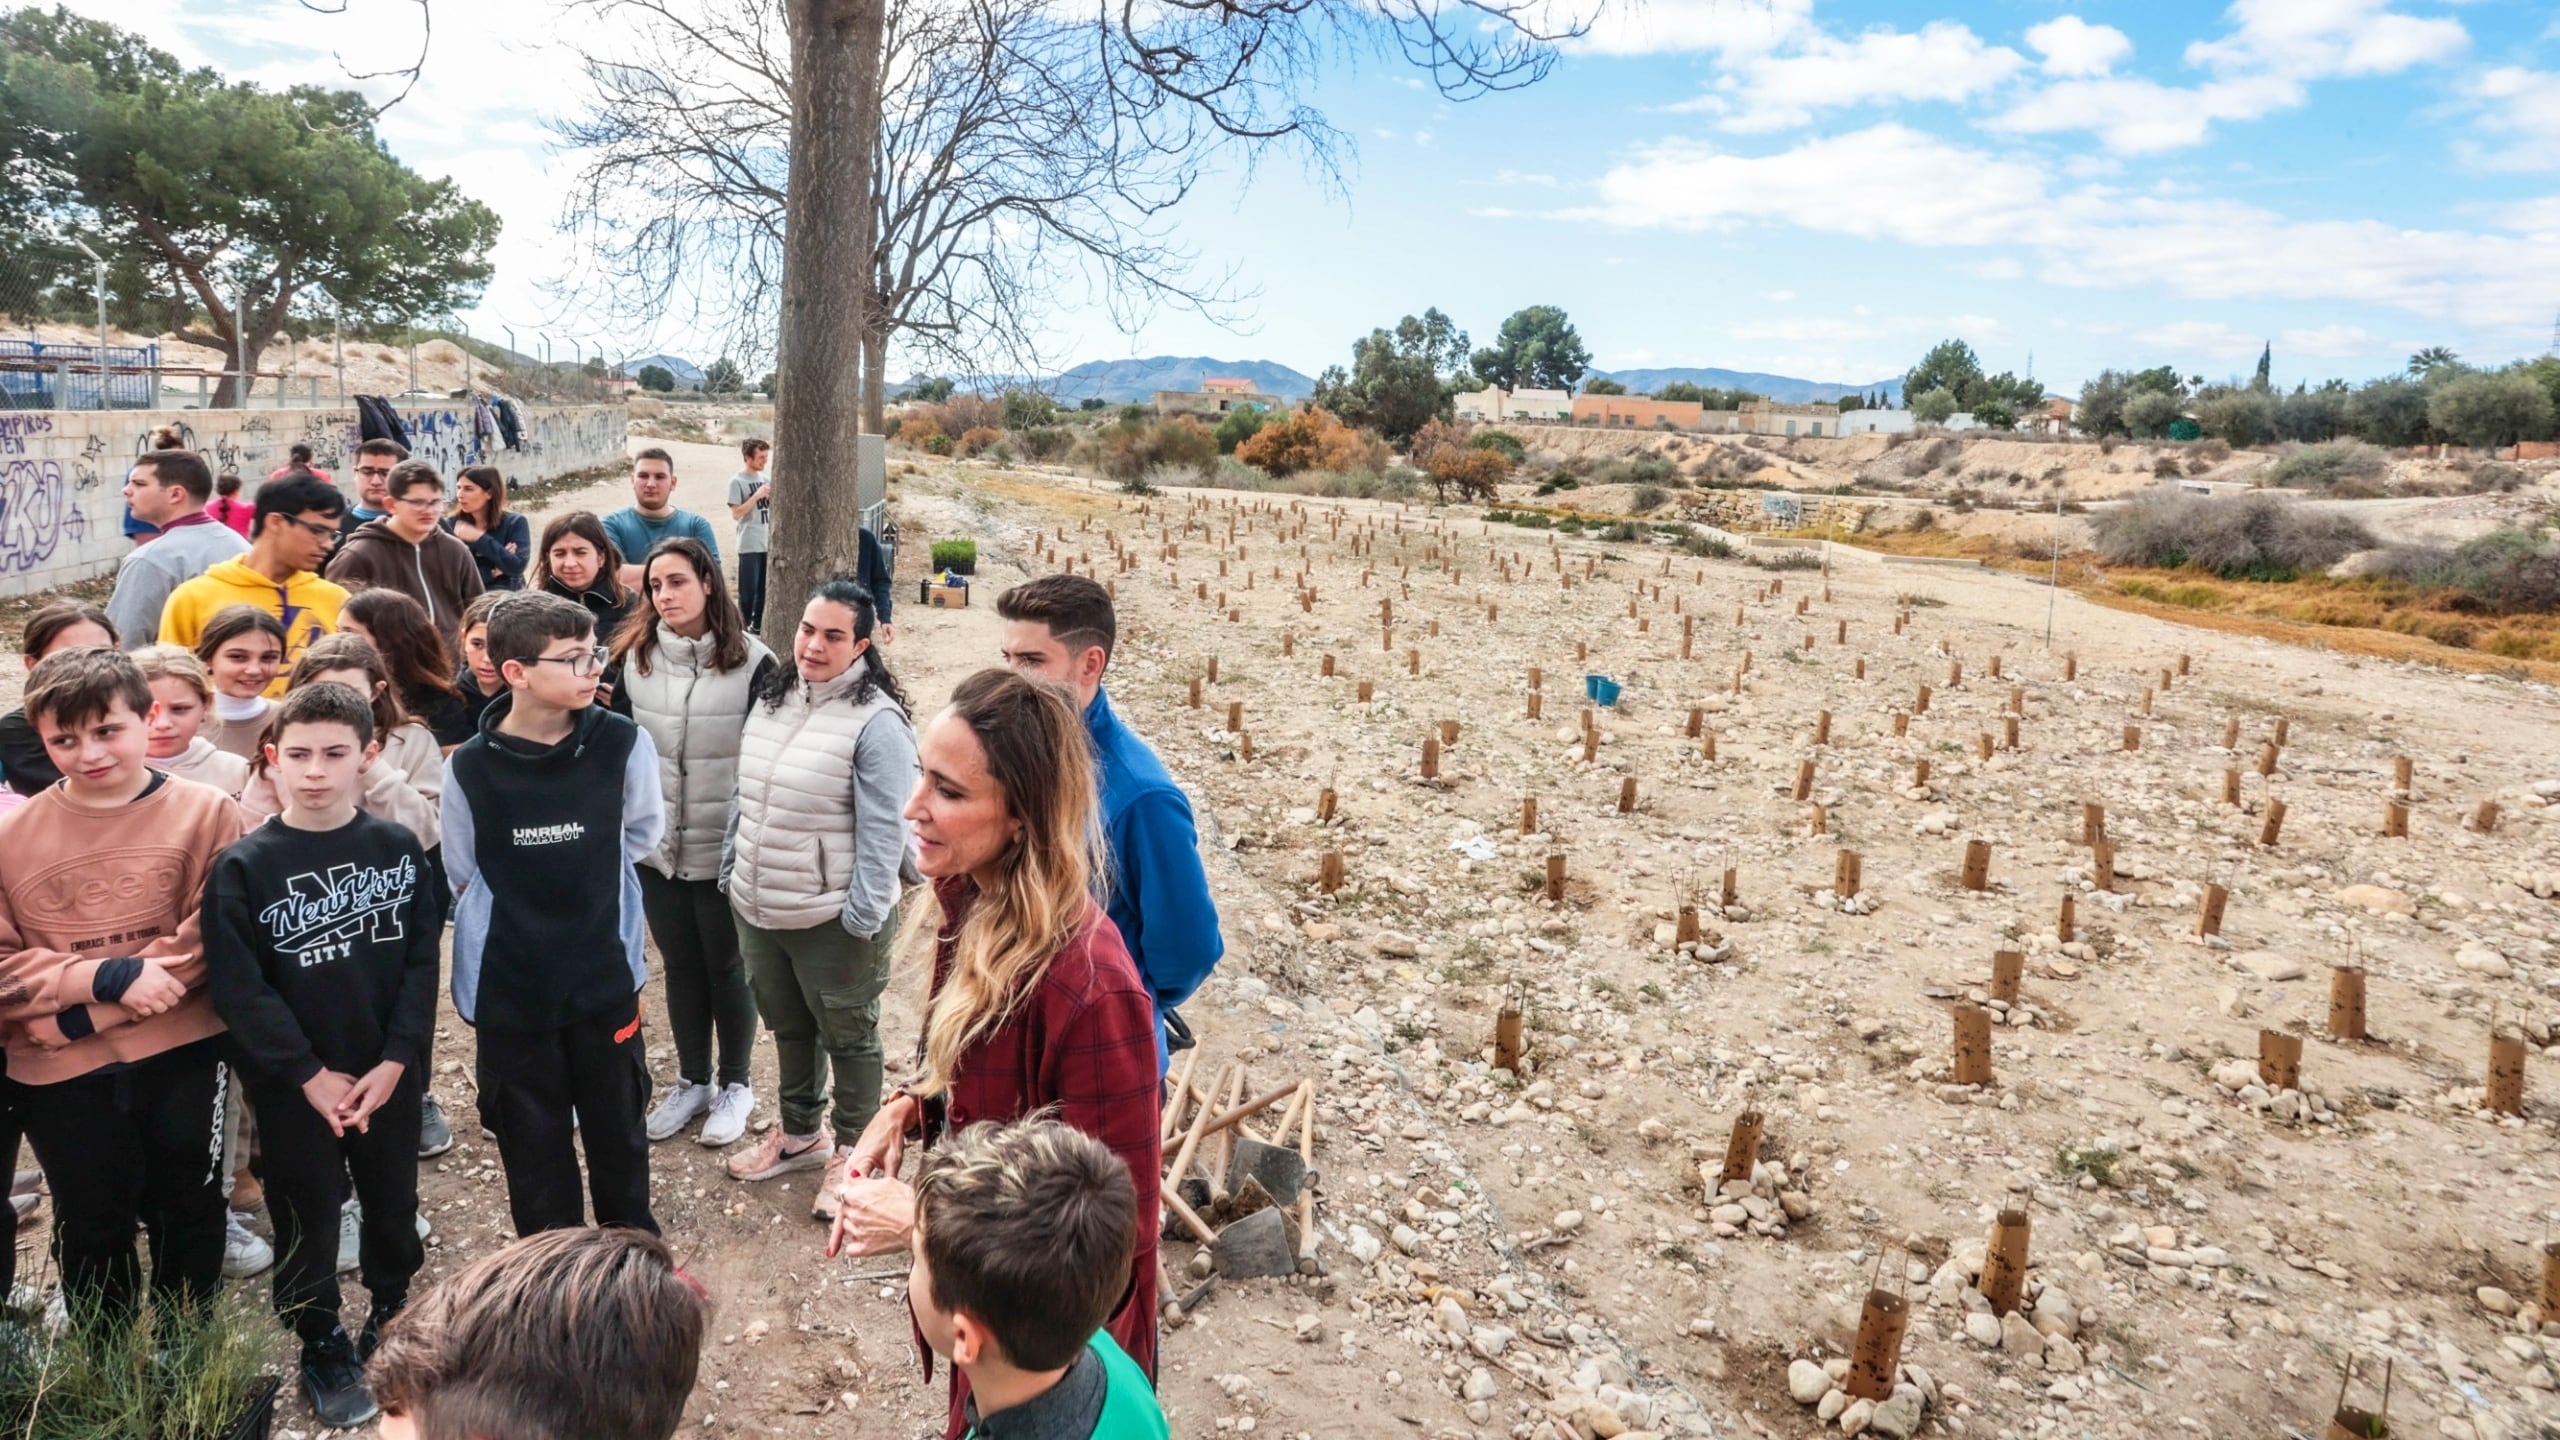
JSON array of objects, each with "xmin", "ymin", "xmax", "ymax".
[{"xmin": 297, "ymin": 0, "xmax": 433, "ymax": 116}]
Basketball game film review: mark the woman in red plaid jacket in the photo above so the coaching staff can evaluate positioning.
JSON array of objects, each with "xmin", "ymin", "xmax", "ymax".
[{"xmin": 830, "ymin": 668, "xmax": 1163, "ymax": 1436}]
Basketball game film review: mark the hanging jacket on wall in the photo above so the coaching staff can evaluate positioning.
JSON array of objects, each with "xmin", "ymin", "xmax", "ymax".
[
  {"xmin": 355, "ymin": 395, "xmax": 411, "ymax": 450},
  {"xmin": 493, "ymin": 396, "xmax": 523, "ymax": 451},
  {"xmin": 473, "ymin": 396, "xmax": 498, "ymax": 448}
]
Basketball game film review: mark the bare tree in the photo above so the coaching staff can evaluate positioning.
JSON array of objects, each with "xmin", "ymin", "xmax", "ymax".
[
  {"xmin": 555, "ymin": 0, "xmax": 1239, "ymax": 433},
  {"xmin": 752, "ymin": 0, "xmax": 1596, "ymax": 636}
]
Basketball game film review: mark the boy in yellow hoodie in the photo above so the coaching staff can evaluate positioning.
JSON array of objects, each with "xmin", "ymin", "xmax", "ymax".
[{"xmin": 160, "ymin": 472, "xmax": 349, "ymax": 698}]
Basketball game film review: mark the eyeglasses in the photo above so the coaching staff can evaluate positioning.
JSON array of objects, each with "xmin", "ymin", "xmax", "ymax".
[
  {"xmin": 287, "ymin": 516, "xmax": 339, "ymax": 542},
  {"xmin": 391, "ymin": 493, "xmax": 443, "ymax": 509},
  {"xmin": 522, "ymin": 646, "xmax": 611, "ymax": 678},
  {"xmin": 354, "ymin": 465, "xmax": 396, "ymax": 479}
]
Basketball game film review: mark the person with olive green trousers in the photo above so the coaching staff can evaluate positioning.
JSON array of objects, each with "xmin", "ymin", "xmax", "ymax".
[{"xmin": 719, "ymin": 580, "xmax": 919, "ymax": 1219}]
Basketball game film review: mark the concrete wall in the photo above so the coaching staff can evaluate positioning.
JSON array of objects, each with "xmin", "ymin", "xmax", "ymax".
[
  {"xmin": 0, "ymin": 402, "xmax": 627, "ymax": 599},
  {"xmin": 1835, "ymin": 409, "xmax": 1915, "ymax": 436}
]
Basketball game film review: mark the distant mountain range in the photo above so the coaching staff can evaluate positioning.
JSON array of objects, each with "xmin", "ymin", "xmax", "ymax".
[
  {"xmin": 891, "ymin": 355, "xmax": 1902, "ymax": 406},
  {"xmin": 1587, "ymin": 368, "xmax": 1903, "ymax": 404},
  {"xmin": 619, "ymin": 354, "xmax": 707, "ymax": 389}
]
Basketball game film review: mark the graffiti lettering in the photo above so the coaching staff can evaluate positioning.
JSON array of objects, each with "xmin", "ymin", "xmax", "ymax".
[
  {"xmin": 0, "ymin": 460, "xmax": 76, "ymax": 574},
  {"xmin": 0, "ymin": 414, "xmax": 54, "ymax": 456}
]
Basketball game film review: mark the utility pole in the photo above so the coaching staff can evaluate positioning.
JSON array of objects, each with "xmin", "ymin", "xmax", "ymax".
[
  {"xmin": 236, "ymin": 285, "xmax": 250, "ymax": 408},
  {"xmin": 2046, "ymin": 487, "xmax": 2062, "ymax": 648},
  {"xmin": 70, "ymin": 238, "xmax": 107, "ymax": 410},
  {"xmin": 334, "ymin": 311, "xmax": 345, "ymax": 404}
]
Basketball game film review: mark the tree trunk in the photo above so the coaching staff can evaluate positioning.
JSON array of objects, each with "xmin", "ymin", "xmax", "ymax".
[{"xmin": 767, "ymin": 0, "xmax": 889, "ymax": 650}]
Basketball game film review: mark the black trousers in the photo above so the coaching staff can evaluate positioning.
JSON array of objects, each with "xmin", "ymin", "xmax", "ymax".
[
  {"xmin": 475, "ymin": 992, "xmax": 658, "ymax": 1237},
  {"xmin": 736, "ymin": 551, "xmax": 768, "ymax": 631},
  {"xmin": 250, "ymin": 1070, "xmax": 424, "ymax": 1343},
  {"xmin": 0, "ymin": 1089, "xmax": 18, "ymax": 1303},
  {"xmin": 16, "ymin": 1037, "xmax": 227, "ymax": 1323}
]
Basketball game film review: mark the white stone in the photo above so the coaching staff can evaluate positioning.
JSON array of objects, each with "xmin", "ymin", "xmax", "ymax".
[{"xmin": 1788, "ymin": 1359, "xmax": 1831, "ymax": 1405}]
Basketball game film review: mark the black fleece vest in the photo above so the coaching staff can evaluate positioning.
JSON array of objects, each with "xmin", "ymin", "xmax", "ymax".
[{"xmin": 452, "ymin": 707, "xmax": 639, "ymax": 1031}]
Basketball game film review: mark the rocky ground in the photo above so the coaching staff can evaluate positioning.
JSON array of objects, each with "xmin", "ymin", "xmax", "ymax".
[{"xmin": 11, "ymin": 443, "xmax": 2559, "ymax": 1440}]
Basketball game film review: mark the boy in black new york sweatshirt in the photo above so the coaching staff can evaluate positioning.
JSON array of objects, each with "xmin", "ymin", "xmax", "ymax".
[{"xmin": 205, "ymin": 682, "xmax": 441, "ymax": 1425}]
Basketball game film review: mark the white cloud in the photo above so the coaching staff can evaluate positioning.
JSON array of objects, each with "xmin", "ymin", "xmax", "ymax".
[
  {"xmin": 1492, "ymin": 170, "xmax": 1559, "ymax": 187},
  {"xmin": 1564, "ymin": 0, "xmax": 1813, "ymax": 58},
  {"xmin": 2133, "ymin": 321, "xmax": 2258, "ymax": 357},
  {"xmin": 2498, "ymin": 195, "xmax": 2560, "ymax": 235},
  {"xmin": 2186, "ymin": 0, "xmax": 2468, "ymax": 80},
  {"xmin": 1766, "ymin": 289, "xmax": 1797, "ymax": 301},
  {"xmin": 1677, "ymin": 21, "xmax": 2024, "ymax": 130},
  {"xmin": 2000, "ymin": 0, "xmax": 2466, "ymax": 153},
  {"xmin": 2025, "ymin": 17, "xmax": 2132, "ymax": 77},
  {"xmin": 2279, "ymin": 324, "xmax": 2379, "ymax": 357},
  {"xmin": 1577, "ymin": 124, "xmax": 2560, "ymax": 330},
  {"xmin": 1996, "ymin": 73, "xmax": 2304, "ymax": 153},
  {"xmin": 2458, "ymin": 67, "xmax": 2560, "ymax": 172}
]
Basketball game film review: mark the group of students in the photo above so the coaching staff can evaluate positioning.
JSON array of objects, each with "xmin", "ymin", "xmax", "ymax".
[{"xmin": 0, "ymin": 427, "xmax": 1223, "ymax": 1439}]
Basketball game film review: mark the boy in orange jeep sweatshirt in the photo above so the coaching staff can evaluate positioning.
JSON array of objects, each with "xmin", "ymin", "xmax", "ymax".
[{"xmin": 0, "ymin": 647, "xmax": 244, "ymax": 1325}]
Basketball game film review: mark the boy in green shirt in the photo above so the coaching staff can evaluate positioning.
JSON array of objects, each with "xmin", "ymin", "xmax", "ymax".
[{"xmin": 907, "ymin": 1119, "xmax": 1168, "ymax": 1440}]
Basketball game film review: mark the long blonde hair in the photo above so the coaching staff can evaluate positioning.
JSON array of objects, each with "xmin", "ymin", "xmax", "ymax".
[{"xmin": 909, "ymin": 669, "xmax": 1107, "ymax": 1098}]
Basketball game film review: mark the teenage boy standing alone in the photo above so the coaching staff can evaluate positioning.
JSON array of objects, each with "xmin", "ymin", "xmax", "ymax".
[
  {"xmin": 0, "ymin": 648, "xmax": 245, "ymax": 1323},
  {"xmin": 602, "ymin": 448, "xmax": 719, "ymax": 594},
  {"xmin": 442, "ymin": 593, "xmax": 665, "ymax": 1235},
  {"xmin": 205, "ymin": 682, "xmax": 440, "ymax": 1427},
  {"xmin": 995, "ymin": 575, "xmax": 1222, "ymax": 1071},
  {"xmin": 727, "ymin": 438, "xmax": 773, "ymax": 630},
  {"xmin": 326, "ymin": 460, "xmax": 485, "ymax": 648}
]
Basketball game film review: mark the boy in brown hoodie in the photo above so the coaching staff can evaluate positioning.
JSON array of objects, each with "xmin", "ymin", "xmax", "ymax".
[{"xmin": 0, "ymin": 647, "xmax": 245, "ymax": 1323}]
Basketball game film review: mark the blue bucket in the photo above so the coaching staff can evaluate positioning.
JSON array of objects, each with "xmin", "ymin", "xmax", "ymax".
[{"xmin": 1583, "ymin": 674, "xmax": 1621, "ymax": 706}]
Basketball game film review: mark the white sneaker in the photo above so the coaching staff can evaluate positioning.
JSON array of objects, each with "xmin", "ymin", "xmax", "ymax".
[
  {"xmin": 646, "ymin": 1081, "xmax": 714, "ymax": 1142},
  {"xmin": 223, "ymin": 1211, "xmax": 274, "ymax": 1279},
  {"xmin": 699, "ymin": 1084, "xmax": 754, "ymax": 1148}
]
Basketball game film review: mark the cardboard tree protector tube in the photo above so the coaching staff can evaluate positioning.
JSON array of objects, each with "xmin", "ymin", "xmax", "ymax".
[
  {"xmin": 1990, "ymin": 950, "xmax": 2024, "ymax": 1006},
  {"xmin": 2259, "ymin": 1028, "xmax": 2304, "ymax": 1090},
  {"xmin": 1979, "ymin": 1208, "xmax": 2030, "ymax": 1315},
  {"xmin": 1718, "ymin": 1111, "xmax": 1764, "ymax": 1187},
  {"xmin": 1846, "ymin": 1289, "xmax": 1910, "ymax": 1403},
  {"xmin": 1953, "ymin": 1005, "xmax": 1994, "ymax": 1085},
  {"xmin": 1834, "ymin": 850, "xmax": 1862, "ymax": 899},
  {"xmin": 2329, "ymin": 966, "xmax": 2366, "ymax": 1041}
]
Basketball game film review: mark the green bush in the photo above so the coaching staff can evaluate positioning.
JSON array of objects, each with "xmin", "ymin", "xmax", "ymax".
[
  {"xmin": 0, "ymin": 1299, "xmax": 275, "ymax": 1439},
  {"xmin": 1018, "ymin": 426, "xmax": 1072, "ymax": 462},
  {"xmin": 1629, "ymin": 484, "xmax": 1668, "ymax": 513},
  {"xmin": 930, "ymin": 539, "xmax": 978, "ymax": 572},
  {"xmin": 2092, "ymin": 489, "xmax": 2374, "ymax": 580},
  {"xmin": 1749, "ymin": 549, "xmax": 1824, "ymax": 572},
  {"xmin": 1470, "ymin": 430, "xmax": 1527, "ymax": 463},
  {"xmin": 2264, "ymin": 440, "xmax": 2389, "ymax": 490},
  {"xmin": 1675, "ymin": 530, "xmax": 1734, "ymax": 558},
  {"xmin": 1213, "ymin": 406, "xmax": 1269, "ymax": 454}
]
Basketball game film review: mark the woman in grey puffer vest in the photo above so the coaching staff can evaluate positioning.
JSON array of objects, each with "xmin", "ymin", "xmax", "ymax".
[
  {"xmin": 617, "ymin": 538, "xmax": 778, "ymax": 1147},
  {"xmin": 719, "ymin": 578, "xmax": 920, "ymax": 1217}
]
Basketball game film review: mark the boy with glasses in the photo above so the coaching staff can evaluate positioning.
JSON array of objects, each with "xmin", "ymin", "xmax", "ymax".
[
  {"xmin": 159, "ymin": 472, "xmax": 351, "ymax": 693},
  {"xmin": 441, "ymin": 593, "xmax": 665, "ymax": 1236},
  {"xmin": 331, "ymin": 440, "xmax": 406, "ymax": 558},
  {"xmin": 326, "ymin": 460, "xmax": 485, "ymax": 648}
]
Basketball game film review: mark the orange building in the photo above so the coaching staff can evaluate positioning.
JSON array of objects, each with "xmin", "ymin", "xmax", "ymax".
[{"xmin": 1570, "ymin": 395, "xmax": 1706, "ymax": 429}]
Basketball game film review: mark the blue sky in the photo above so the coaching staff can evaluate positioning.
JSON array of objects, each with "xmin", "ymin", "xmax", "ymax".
[{"xmin": 72, "ymin": 0, "xmax": 2560, "ymax": 394}]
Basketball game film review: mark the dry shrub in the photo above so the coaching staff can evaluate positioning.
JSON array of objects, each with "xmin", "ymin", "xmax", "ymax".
[
  {"xmin": 1238, "ymin": 407, "xmax": 1385, "ymax": 478},
  {"xmin": 2367, "ymin": 529, "xmax": 2560, "ymax": 614},
  {"xmin": 957, "ymin": 426, "xmax": 1003, "ymax": 457},
  {"xmin": 2093, "ymin": 489, "xmax": 2374, "ymax": 580},
  {"xmin": 2264, "ymin": 439, "xmax": 2389, "ymax": 490},
  {"xmin": 1090, "ymin": 415, "xmax": 1216, "ymax": 482}
]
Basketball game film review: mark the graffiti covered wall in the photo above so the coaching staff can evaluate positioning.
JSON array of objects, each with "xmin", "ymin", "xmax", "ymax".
[{"xmin": 0, "ymin": 403, "xmax": 627, "ymax": 598}]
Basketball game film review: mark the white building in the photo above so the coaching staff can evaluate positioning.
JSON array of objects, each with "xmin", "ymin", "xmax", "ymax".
[
  {"xmin": 1835, "ymin": 408, "xmax": 1915, "ymax": 436},
  {"xmin": 1453, "ymin": 387, "xmax": 1571, "ymax": 423}
]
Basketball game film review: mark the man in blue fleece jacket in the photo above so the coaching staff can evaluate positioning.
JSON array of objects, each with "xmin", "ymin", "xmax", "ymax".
[{"xmin": 996, "ymin": 575, "xmax": 1222, "ymax": 1074}]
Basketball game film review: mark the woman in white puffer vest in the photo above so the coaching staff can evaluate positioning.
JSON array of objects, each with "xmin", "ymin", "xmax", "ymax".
[
  {"xmin": 617, "ymin": 538, "xmax": 779, "ymax": 1148},
  {"xmin": 720, "ymin": 577, "xmax": 920, "ymax": 1214}
]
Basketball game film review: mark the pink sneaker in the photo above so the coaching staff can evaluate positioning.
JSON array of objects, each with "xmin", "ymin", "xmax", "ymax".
[
  {"xmin": 813, "ymin": 1150, "xmax": 856, "ymax": 1223},
  {"xmin": 726, "ymin": 1127, "xmax": 827, "ymax": 1182}
]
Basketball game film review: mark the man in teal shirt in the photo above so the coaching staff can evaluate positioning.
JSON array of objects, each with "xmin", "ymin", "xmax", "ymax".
[{"xmin": 600, "ymin": 447, "xmax": 719, "ymax": 591}]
